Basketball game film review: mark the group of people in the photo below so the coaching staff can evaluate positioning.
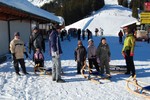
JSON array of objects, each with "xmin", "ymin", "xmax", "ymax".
[
  {"xmin": 10, "ymin": 24, "xmax": 65, "ymax": 83},
  {"xmin": 74, "ymin": 37, "xmax": 111, "ymax": 78},
  {"xmin": 95, "ymin": 27, "xmax": 104, "ymax": 36},
  {"xmin": 77, "ymin": 28, "xmax": 92, "ymax": 41},
  {"xmin": 9, "ymin": 24, "xmax": 136, "ymax": 84}
]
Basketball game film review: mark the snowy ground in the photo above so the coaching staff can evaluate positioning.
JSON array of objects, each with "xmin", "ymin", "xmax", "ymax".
[
  {"xmin": 0, "ymin": 36, "xmax": 150, "ymax": 100},
  {"xmin": 1, "ymin": 0, "xmax": 150, "ymax": 100}
]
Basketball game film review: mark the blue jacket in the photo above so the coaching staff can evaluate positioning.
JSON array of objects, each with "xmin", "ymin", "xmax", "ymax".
[{"xmin": 49, "ymin": 29, "xmax": 63, "ymax": 56}]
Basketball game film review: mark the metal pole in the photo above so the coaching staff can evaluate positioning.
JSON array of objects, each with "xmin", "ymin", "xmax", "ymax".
[{"xmin": 7, "ymin": 20, "xmax": 11, "ymax": 53}]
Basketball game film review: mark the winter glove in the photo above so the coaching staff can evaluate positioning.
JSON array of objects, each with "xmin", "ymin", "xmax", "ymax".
[
  {"xmin": 54, "ymin": 52, "xmax": 60, "ymax": 58},
  {"xmin": 24, "ymin": 52, "xmax": 28, "ymax": 58},
  {"xmin": 12, "ymin": 53, "xmax": 16, "ymax": 61},
  {"xmin": 122, "ymin": 51, "xmax": 126, "ymax": 59},
  {"xmin": 130, "ymin": 52, "xmax": 134, "ymax": 56}
]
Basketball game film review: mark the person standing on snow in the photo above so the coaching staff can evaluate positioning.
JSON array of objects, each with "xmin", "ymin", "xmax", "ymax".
[
  {"xmin": 147, "ymin": 27, "xmax": 150, "ymax": 43},
  {"xmin": 118, "ymin": 30, "xmax": 123, "ymax": 44},
  {"xmin": 29, "ymin": 26, "xmax": 45, "ymax": 56},
  {"xmin": 86, "ymin": 29, "xmax": 92, "ymax": 41},
  {"xmin": 10, "ymin": 32, "xmax": 28, "ymax": 75},
  {"xmin": 96, "ymin": 37, "xmax": 111, "ymax": 78},
  {"xmin": 82, "ymin": 30, "xmax": 85, "ymax": 40},
  {"xmin": 95, "ymin": 28, "xmax": 99, "ymax": 36},
  {"xmin": 77, "ymin": 29, "xmax": 81, "ymax": 40},
  {"xmin": 100, "ymin": 27, "xmax": 104, "ymax": 36},
  {"xmin": 49, "ymin": 24, "xmax": 65, "ymax": 83},
  {"xmin": 87, "ymin": 39, "xmax": 100, "ymax": 74},
  {"xmin": 74, "ymin": 40, "xmax": 87, "ymax": 74},
  {"xmin": 122, "ymin": 26, "xmax": 136, "ymax": 77}
]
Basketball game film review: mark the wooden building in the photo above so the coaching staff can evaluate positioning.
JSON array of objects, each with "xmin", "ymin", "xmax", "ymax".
[{"xmin": 0, "ymin": 1, "xmax": 60, "ymax": 56}]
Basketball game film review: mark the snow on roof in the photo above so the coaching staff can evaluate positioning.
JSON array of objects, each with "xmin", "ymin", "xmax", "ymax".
[
  {"xmin": 0, "ymin": 0, "xmax": 60, "ymax": 23},
  {"xmin": 57, "ymin": 16, "xmax": 65, "ymax": 26},
  {"xmin": 28, "ymin": 0, "xmax": 53, "ymax": 7},
  {"xmin": 120, "ymin": 20, "xmax": 138, "ymax": 28}
]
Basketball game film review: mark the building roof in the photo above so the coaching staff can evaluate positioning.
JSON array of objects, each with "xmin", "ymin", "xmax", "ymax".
[
  {"xmin": 0, "ymin": 0, "xmax": 60, "ymax": 23},
  {"xmin": 120, "ymin": 20, "xmax": 138, "ymax": 28}
]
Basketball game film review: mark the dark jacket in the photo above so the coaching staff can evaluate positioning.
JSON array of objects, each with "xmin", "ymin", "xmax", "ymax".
[
  {"xmin": 118, "ymin": 31, "xmax": 123, "ymax": 37},
  {"xmin": 74, "ymin": 45, "xmax": 87, "ymax": 62},
  {"xmin": 49, "ymin": 29, "xmax": 63, "ymax": 56},
  {"xmin": 96, "ymin": 43, "xmax": 111, "ymax": 60},
  {"xmin": 29, "ymin": 32, "xmax": 45, "ymax": 52}
]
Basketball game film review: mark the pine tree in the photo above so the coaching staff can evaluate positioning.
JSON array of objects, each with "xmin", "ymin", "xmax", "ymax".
[
  {"xmin": 132, "ymin": 0, "xmax": 138, "ymax": 19},
  {"xmin": 41, "ymin": 0, "xmax": 105, "ymax": 25},
  {"xmin": 118, "ymin": 0, "xmax": 124, "ymax": 5},
  {"xmin": 122, "ymin": 0, "xmax": 128, "ymax": 7}
]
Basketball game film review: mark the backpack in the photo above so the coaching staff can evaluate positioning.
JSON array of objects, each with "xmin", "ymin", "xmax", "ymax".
[{"xmin": 34, "ymin": 51, "xmax": 44, "ymax": 61}]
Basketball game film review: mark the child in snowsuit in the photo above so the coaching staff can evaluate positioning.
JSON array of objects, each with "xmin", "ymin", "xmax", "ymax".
[
  {"xmin": 33, "ymin": 47, "xmax": 44, "ymax": 74},
  {"xmin": 74, "ymin": 40, "xmax": 87, "ymax": 74},
  {"xmin": 96, "ymin": 37, "xmax": 111, "ymax": 77},
  {"xmin": 87, "ymin": 39, "xmax": 100, "ymax": 74}
]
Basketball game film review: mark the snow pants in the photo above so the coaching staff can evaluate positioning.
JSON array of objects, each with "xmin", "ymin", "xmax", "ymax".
[
  {"xmin": 13, "ymin": 59, "xmax": 27, "ymax": 74},
  {"xmin": 34, "ymin": 60, "xmax": 44, "ymax": 67},
  {"xmin": 119, "ymin": 36, "xmax": 122, "ymax": 44},
  {"xmin": 100, "ymin": 58, "xmax": 110, "ymax": 74},
  {"xmin": 88, "ymin": 58, "xmax": 100, "ymax": 72},
  {"xmin": 52, "ymin": 57, "xmax": 61, "ymax": 80},
  {"xmin": 125, "ymin": 50, "xmax": 135, "ymax": 76},
  {"xmin": 77, "ymin": 61, "xmax": 84, "ymax": 74}
]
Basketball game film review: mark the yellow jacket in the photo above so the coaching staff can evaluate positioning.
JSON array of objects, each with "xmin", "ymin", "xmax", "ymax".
[{"xmin": 122, "ymin": 34, "xmax": 135, "ymax": 53}]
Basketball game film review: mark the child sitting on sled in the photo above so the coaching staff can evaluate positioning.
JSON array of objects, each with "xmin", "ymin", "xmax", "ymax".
[
  {"xmin": 33, "ymin": 47, "xmax": 52, "ymax": 75},
  {"xmin": 33, "ymin": 47, "xmax": 44, "ymax": 74}
]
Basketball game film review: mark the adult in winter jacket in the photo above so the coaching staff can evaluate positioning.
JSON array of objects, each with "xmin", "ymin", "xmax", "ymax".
[
  {"xmin": 95, "ymin": 28, "xmax": 99, "ymax": 36},
  {"xmin": 86, "ymin": 29, "xmax": 92, "ymax": 41},
  {"xmin": 122, "ymin": 26, "xmax": 136, "ymax": 77},
  {"xmin": 118, "ymin": 30, "xmax": 123, "ymax": 44},
  {"xmin": 10, "ymin": 32, "xmax": 28, "ymax": 75},
  {"xmin": 147, "ymin": 27, "xmax": 150, "ymax": 43},
  {"xmin": 49, "ymin": 24, "xmax": 65, "ymax": 83},
  {"xmin": 74, "ymin": 40, "xmax": 87, "ymax": 74},
  {"xmin": 96, "ymin": 37, "xmax": 111, "ymax": 77},
  {"xmin": 87, "ymin": 39, "xmax": 100, "ymax": 73},
  {"xmin": 77, "ymin": 29, "xmax": 81, "ymax": 40},
  {"xmin": 29, "ymin": 26, "xmax": 45, "ymax": 54}
]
